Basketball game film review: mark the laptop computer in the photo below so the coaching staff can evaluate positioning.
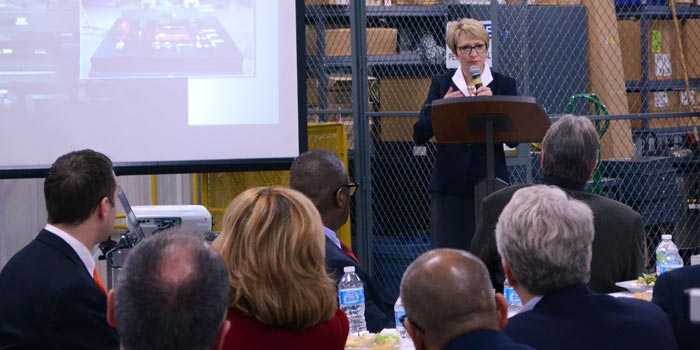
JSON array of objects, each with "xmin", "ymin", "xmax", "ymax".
[{"xmin": 117, "ymin": 186, "xmax": 146, "ymax": 240}]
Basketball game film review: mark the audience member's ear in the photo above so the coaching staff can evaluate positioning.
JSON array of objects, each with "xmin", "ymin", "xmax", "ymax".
[
  {"xmin": 98, "ymin": 196, "xmax": 111, "ymax": 219},
  {"xmin": 334, "ymin": 187, "xmax": 347, "ymax": 208},
  {"xmin": 540, "ymin": 151, "xmax": 546, "ymax": 169},
  {"xmin": 212, "ymin": 319, "xmax": 231, "ymax": 350},
  {"xmin": 106, "ymin": 290, "xmax": 117, "ymax": 328},
  {"xmin": 495, "ymin": 292, "xmax": 508, "ymax": 330},
  {"xmin": 404, "ymin": 321, "xmax": 425, "ymax": 350},
  {"xmin": 587, "ymin": 159, "xmax": 599, "ymax": 181},
  {"xmin": 501, "ymin": 258, "xmax": 518, "ymax": 289}
]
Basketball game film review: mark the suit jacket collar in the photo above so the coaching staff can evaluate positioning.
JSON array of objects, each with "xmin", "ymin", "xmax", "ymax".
[
  {"xmin": 444, "ymin": 329, "xmax": 530, "ymax": 350},
  {"xmin": 36, "ymin": 229, "xmax": 86, "ymax": 271},
  {"xmin": 538, "ymin": 175, "xmax": 587, "ymax": 192},
  {"xmin": 535, "ymin": 284, "xmax": 593, "ymax": 311}
]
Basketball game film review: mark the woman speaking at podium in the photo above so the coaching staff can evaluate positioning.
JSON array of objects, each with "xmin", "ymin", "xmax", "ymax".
[{"xmin": 413, "ymin": 18, "xmax": 517, "ymax": 251}]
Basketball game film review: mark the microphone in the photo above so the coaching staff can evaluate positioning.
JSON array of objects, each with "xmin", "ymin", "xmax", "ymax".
[{"xmin": 469, "ymin": 65, "xmax": 483, "ymax": 90}]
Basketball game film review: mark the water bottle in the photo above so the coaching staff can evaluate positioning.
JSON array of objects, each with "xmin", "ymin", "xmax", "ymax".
[
  {"xmin": 656, "ymin": 234, "xmax": 684, "ymax": 275},
  {"xmin": 394, "ymin": 296, "xmax": 415, "ymax": 350},
  {"xmin": 338, "ymin": 266, "xmax": 367, "ymax": 334},
  {"xmin": 503, "ymin": 278, "xmax": 522, "ymax": 313}
]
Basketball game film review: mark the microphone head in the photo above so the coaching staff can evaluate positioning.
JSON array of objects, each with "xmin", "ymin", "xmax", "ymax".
[{"xmin": 469, "ymin": 65, "xmax": 481, "ymax": 77}]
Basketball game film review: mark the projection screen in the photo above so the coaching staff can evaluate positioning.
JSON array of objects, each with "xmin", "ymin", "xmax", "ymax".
[{"xmin": 0, "ymin": 0, "xmax": 306, "ymax": 178}]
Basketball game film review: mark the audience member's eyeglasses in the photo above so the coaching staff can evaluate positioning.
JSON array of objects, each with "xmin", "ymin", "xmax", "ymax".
[
  {"xmin": 337, "ymin": 182, "xmax": 359, "ymax": 196},
  {"xmin": 399, "ymin": 314, "xmax": 426, "ymax": 334},
  {"xmin": 457, "ymin": 44, "xmax": 487, "ymax": 55}
]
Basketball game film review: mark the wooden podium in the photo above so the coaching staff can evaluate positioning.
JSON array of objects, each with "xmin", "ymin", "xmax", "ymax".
[{"xmin": 431, "ymin": 95, "xmax": 550, "ymax": 220}]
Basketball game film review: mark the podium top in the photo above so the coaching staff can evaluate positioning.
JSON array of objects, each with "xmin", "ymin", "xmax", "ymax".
[{"xmin": 431, "ymin": 95, "xmax": 550, "ymax": 144}]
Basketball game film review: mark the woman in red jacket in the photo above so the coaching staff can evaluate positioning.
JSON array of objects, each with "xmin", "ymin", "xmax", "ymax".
[{"xmin": 213, "ymin": 186, "xmax": 349, "ymax": 350}]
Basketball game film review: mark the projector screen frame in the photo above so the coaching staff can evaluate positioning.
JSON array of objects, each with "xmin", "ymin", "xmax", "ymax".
[{"xmin": 0, "ymin": 0, "xmax": 308, "ymax": 179}]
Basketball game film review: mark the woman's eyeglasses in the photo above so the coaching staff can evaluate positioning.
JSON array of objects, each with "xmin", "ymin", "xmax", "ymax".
[{"xmin": 457, "ymin": 44, "xmax": 487, "ymax": 55}]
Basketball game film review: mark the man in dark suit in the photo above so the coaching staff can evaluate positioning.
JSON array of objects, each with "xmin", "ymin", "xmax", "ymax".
[
  {"xmin": 107, "ymin": 228, "xmax": 231, "ymax": 350},
  {"xmin": 413, "ymin": 18, "xmax": 518, "ymax": 251},
  {"xmin": 470, "ymin": 114, "xmax": 644, "ymax": 293},
  {"xmin": 401, "ymin": 249, "xmax": 534, "ymax": 350},
  {"xmin": 652, "ymin": 265, "xmax": 700, "ymax": 350},
  {"xmin": 0, "ymin": 149, "xmax": 120, "ymax": 349},
  {"xmin": 290, "ymin": 149, "xmax": 395, "ymax": 332},
  {"xmin": 498, "ymin": 185, "xmax": 677, "ymax": 350}
]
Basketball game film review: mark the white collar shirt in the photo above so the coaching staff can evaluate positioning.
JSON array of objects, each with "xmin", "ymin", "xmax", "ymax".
[
  {"xmin": 44, "ymin": 223, "xmax": 95, "ymax": 277},
  {"xmin": 323, "ymin": 225, "xmax": 341, "ymax": 249},
  {"xmin": 452, "ymin": 64, "xmax": 494, "ymax": 96}
]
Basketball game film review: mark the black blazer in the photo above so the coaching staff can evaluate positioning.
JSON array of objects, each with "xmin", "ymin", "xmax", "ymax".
[
  {"xmin": 506, "ymin": 284, "xmax": 678, "ymax": 350},
  {"xmin": 324, "ymin": 237, "xmax": 395, "ymax": 333},
  {"xmin": 413, "ymin": 69, "xmax": 518, "ymax": 196},
  {"xmin": 0, "ymin": 230, "xmax": 119, "ymax": 350},
  {"xmin": 652, "ymin": 265, "xmax": 700, "ymax": 350},
  {"xmin": 470, "ymin": 177, "xmax": 644, "ymax": 294}
]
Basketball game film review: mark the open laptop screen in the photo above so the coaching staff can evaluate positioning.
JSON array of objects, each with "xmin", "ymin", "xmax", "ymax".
[{"xmin": 117, "ymin": 187, "xmax": 145, "ymax": 240}]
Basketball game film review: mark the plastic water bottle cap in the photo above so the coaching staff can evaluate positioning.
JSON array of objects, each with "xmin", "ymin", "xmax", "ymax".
[
  {"xmin": 343, "ymin": 266, "xmax": 355, "ymax": 273},
  {"xmin": 662, "ymin": 234, "xmax": 673, "ymax": 240}
]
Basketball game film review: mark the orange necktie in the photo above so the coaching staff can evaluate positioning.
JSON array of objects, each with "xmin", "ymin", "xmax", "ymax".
[
  {"xmin": 340, "ymin": 241, "xmax": 360, "ymax": 265},
  {"xmin": 93, "ymin": 268, "xmax": 108, "ymax": 295}
]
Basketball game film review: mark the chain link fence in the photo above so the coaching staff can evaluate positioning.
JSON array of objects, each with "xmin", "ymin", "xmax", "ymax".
[{"xmin": 306, "ymin": 0, "xmax": 700, "ymax": 297}]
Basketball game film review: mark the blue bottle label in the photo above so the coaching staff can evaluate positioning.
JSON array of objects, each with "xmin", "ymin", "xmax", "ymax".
[
  {"xmin": 504, "ymin": 287, "xmax": 521, "ymax": 305},
  {"xmin": 395, "ymin": 309, "xmax": 406, "ymax": 327},
  {"xmin": 659, "ymin": 264, "xmax": 682, "ymax": 275},
  {"xmin": 339, "ymin": 287, "xmax": 365, "ymax": 306}
]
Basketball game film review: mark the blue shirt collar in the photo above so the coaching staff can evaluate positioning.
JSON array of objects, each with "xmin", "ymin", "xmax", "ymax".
[{"xmin": 323, "ymin": 226, "xmax": 341, "ymax": 249}]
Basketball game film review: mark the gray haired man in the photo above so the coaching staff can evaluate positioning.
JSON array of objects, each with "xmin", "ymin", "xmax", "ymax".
[
  {"xmin": 499, "ymin": 185, "xmax": 676, "ymax": 350},
  {"xmin": 107, "ymin": 228, "xmax": 231, "ymax": 350},
  {"xmin": 470, "ymin": 114, "xmax": 644, "ymax": 294}
]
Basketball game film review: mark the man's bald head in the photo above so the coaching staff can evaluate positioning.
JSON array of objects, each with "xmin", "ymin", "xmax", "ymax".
[{"xmin": 400, "ymin": 249, "xmax": 499, "ymax": 347}]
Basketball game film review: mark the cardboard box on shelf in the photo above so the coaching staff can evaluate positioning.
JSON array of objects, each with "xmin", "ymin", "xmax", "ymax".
[
  {"xmin": 326, "ymin": 28, "xmax": 398, "ymax": 56},
  {"xmin": 305, "ymin": 0, "xmax": 386, "ymax": 5},
  {"xmin": 308, "ymin": 28, "xmax": 398, "ymax": 56},
  {"xmin": 316, "ymin": 75, "xmax": 380, "ymax": 149},
  {"xmin": 306, "ymin": 25, "xmax": 317, "ymax": 56},
  {"xmin": 628, "ymin": 91, "xmax": 689, "ymax": 129},
  {"xmin": 683, "ymin": 19, "xmax": 700, "ymax": 79},
  {"xmin": 390, "ymin": 0, "xmax": 438, "ymax": 4},
  {"xmin": 379, "ymin": 77, "xmax": 431, "ymax": 142},
  {"xmin": 618, "ymin": 20, "xmax": 642, "ymax": 81},
  {"xmin": 306, "ymin": 79, "xmax": 318, "ymax": 107},
  {"xmin": 648, "ymin": 20, "xmax": 684, "ymax": 80},
  {"xmin": 618, "ymin": 20, "xmax": 684, "ymax": 82},
  {"xmin": 505, "ymin": 0, "xmax": 579, "ymax": 4}
]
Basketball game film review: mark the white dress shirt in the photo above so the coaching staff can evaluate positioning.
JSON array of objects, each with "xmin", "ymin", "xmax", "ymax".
[{"xmin": 44, "ymin": 224, "xmax": 95, "ymax": 277}]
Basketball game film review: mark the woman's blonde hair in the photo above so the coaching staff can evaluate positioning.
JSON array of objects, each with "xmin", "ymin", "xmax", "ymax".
[
  {"xmin": 212, "ymin": 186, "xmax": 338, "ymax": 329},
  {"xmin": 446, "ymin": 18, "xmax": 489, "ymax": 56}
]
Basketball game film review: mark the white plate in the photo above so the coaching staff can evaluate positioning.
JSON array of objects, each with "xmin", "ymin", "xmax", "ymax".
[{"xmin": 615, "ymin": 280, "xmax": 654, "ymax": 293}]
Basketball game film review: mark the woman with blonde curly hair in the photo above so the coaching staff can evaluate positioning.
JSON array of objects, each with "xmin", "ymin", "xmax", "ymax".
[{"xmin": 213, "ymin": 186, "xmax": 349, "ymax": 350}]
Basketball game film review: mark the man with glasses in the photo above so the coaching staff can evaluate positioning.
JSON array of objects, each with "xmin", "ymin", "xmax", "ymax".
[
  {"xmin": 290, "ymin": 149, "xmax": 395, "ymax": 332},
  {"xmin": 400, "ymin": 249, "xmax": 534, "ymax": 350}
]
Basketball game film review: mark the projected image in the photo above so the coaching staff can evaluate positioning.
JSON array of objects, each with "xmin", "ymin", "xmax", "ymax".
[
  {"xmin": 79, "ymin": 0, "xmax": 254, "ymax": 78},
  {"xmin": 0, "ymin": 0, "xmax": 79, "ymax": 112}
]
